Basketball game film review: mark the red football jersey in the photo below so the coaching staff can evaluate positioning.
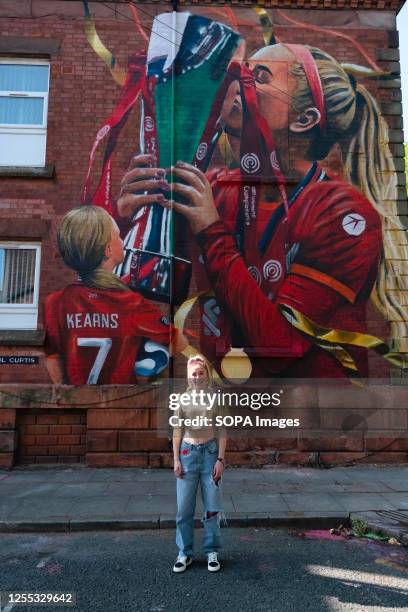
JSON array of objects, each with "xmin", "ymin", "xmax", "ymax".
[
  {"xmin": 45, "ymin": 283, "xmax": 173, "ymax": 384},
  {"xmin": 195, "ymin": 164, "xmax": 383, "ymax": 378}
]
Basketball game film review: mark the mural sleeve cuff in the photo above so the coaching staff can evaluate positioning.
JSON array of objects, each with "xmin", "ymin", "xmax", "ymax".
[
  {"xmin": 195, "ymin": 219, "xmax": 239, "ymax": 275},
  {"xmin": 196, "ymin": 219, "xmax": 231, "ymax": 246}
]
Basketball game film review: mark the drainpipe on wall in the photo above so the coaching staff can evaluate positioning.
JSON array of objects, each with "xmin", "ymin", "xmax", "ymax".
[{"xmin": 169, "ymin": 0, "xmax": 178, "ymax": 392}]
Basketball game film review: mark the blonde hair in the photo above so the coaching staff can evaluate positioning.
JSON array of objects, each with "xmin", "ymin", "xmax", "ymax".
[
  {"xmin": 57, "ymin": 205, "xmax": 128, "ymax": 291},
  {"xmin": 290, "ymin": 46, "xmax": 407, "ymax": 348},
  {"xmin": 187, "ymin": 353, "xmax": 213, "ymax": 387}
]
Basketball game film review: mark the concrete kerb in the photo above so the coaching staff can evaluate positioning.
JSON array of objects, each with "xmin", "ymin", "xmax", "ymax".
[
  {"xmin": 3, "ymin": 513, "xmax": 407, "ymax": 545},
  {"xmin": 0, "ymin": 513, "xmax": 350, "ymax": 533},
  {"xmin": 0, "ymin": 520, "xmax": 70, "ymax": 533}
]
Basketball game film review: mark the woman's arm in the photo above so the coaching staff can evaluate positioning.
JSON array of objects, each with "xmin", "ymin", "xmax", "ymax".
[
  {"xmin": 213, "ymin": 402, "xmax": 227, "ymax": 481},
  {"xmin": 217, "ymin": 434, "xmax": 226, "ymax": 462},
  {"xmin": 172, "ymin": 432, "xmax": 184, "ymax": 479},
  {"xmin": 159, "ymin": 164, "xmax": 379, "ymax": 375},
  {"xmin": 213, "ymin": 432, "xmax": 226, "ymax": 482},
  {"xmin": 172, "ymin": 405, "xmax": 184, "ymax": 479},
  {"xmin": 159, "ymin": 162, "xmax": 312, "ymax": 372}
]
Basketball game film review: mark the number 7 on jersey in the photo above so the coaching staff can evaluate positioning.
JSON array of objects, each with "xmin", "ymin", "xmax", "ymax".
[{"xmin": 77, "ymin": 338, "xmax": 112, "ymax": 384}]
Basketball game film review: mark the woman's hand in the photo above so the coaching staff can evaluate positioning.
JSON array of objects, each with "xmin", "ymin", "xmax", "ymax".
[
  {"xmin": 160, "ymin": 161, "xmax": 220, "ymax": 235},
  {"xmin": 212, "ymin": 459, "xmax": 224, "ymax": 482},
  {"xmin": 116, "ymin": 153, "xmax": 169, "ymax": 219},
  {"xmin": 174, "ymin": 458, "xmax": 184, "ymax": 479}
]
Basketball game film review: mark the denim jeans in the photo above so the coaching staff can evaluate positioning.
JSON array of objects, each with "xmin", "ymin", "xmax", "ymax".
[{"xmin": 176, "ymin": 437, "xmax": 225, "ymax": 557}]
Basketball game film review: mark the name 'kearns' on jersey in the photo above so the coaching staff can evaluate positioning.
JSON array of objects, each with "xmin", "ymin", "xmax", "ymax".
[{"xmin": 66, "ymin": 312, "xmax": 119, "ymax": 329}]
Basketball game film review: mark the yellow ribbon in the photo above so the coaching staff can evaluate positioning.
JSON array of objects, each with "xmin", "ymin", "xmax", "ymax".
[
  {"xmin": 279, "ymin": 303, "xmax": 408, "ymax": 378},
  {"xmin": 83, "ymin": 1, "xmax": 127, "ymax": 86},
  {"xmin": 173, "ymin": 291, "xmax": 219, "ymax": 381},
  {"xmin": 174, "ymin": 292, "xmax": 211, "ymax": 365},
  {"xmin": 253, "ymin": 8, "xmax": 276, "ymax": 46},
  {"xmin": 217, "ymin": 132, "xmax": 236, "ymax": 168}
]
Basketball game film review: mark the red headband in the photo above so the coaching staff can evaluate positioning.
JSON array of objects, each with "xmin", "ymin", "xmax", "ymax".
[{"xmin": 284, "ymin": 44, "xmax": 326, "ymax": 132}]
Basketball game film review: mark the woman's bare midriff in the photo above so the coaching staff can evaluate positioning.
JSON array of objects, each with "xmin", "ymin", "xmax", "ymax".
[{"xmin": 183, "ymin": 436, "xmax": 215, "ymax": 445}]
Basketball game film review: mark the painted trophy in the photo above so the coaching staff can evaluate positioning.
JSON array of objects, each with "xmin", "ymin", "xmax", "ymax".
[
  {"xmin": 81, "ymin": 9, "xmax": 241, "ymax": 378},
  {"xmin": 118, "ymin": 12, "xmax": 242, "ymax": 306}
]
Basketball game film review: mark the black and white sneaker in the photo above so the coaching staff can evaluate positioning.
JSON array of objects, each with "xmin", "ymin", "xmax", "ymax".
[
  {"xmin": 207, "ymin": 552, "xmax": 221, "ymax": 572},
  {"xmin": 173, "ymin": 553, "xmax": 192, "ymax": 573}
]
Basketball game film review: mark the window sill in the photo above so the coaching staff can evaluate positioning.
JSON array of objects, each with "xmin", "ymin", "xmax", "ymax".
[
  {"xmin": 0, "ymin": 165, "xmax": 54, "ymax": 179},
  {"xmin": 0, "ymin": 37, "xmax": 60, "ymax": 57},
  {"xmin": 0, "ymin": 330, "xmax": 45, "ymax": 346}
]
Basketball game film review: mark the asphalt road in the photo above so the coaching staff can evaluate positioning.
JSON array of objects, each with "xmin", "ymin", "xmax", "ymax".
[{"xmin": 1, "ymin": 528, "xmax": 408, "ymax": 612}]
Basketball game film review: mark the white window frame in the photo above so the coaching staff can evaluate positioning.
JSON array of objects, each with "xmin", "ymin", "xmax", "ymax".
[
  {"xmin": 0, "ymin": 58, "xmax": 50, "ymax": 167},
  {"xmin": 0, "ymin": 242, "xmax": 42, "ymax": 330}
]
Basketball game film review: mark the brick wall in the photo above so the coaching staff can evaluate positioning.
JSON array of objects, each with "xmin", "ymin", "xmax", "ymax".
[
  {"xmin": 86, "ymin": 407, "xmax": 168, "ymax": 467},
  {"xmin": 0, "ymin": 407, "xmax": 16, "ymax": 468},
  {"xmin": 16, "ymin": 410, "xmax": 87, "ymax": 465},
  {"xmin": 0, "ymin": 0, "xmax": 407, "ymax": 466},
  {"xmin": 1, "ymin": 384, "xmax": 407, "ymax": 468}
]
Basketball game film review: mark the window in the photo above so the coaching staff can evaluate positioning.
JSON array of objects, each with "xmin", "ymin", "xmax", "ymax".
[
  {"xmin": 0, "ymin": 59, "xmax": 50, "ymax": 167},
  {"xmin": 0, "ymin": 243, "xmax": 41, "ymax": 329}
]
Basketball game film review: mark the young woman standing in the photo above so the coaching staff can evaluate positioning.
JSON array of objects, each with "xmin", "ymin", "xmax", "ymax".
[{"xmin": 172, "ymin": 354, "xmax": 227, "ymax": 573}]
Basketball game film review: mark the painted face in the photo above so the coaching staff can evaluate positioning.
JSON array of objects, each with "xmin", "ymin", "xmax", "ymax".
[
  {"xmin": 223, "ymin": 44, "xmax": 299, "ymax": 136},
  {"xmin": 107, "ymin": 219, "xmax": 125, "ymax": 266},
  {"xmin": 187, "ymin": 359, "xmax": 208, "ymax": 388}
]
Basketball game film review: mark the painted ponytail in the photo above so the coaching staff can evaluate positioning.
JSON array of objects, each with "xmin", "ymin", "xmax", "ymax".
[
  {"xmin": 291, "ymin": 47, "xmax": 408, "ymax": 348},
  {"xmin": 343, "ymin": 81, "xmax": 407, "ymax": 347},
  {"xmin": 57, "ymin": 205, "xmax": 129, "ymax": 292}
]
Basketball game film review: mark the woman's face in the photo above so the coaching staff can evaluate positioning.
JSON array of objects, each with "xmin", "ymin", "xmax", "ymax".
[
  {"xmin": 188, "ymin": 359, "xmax": 208, "ymax": 388},
  {"xmin": 222, "ymin": 44, "xmax": 299, "ymax": 136}
]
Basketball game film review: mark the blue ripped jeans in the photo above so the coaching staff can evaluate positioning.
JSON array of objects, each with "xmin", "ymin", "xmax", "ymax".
[{"xmin": 176, "ymin": 438, "xmax": 225, "ymax": 557}]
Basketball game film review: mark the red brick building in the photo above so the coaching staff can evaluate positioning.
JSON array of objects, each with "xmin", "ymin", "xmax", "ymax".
[{"xmin": 0, "ymin": 0, "xmax": 407, "ymax": 468}]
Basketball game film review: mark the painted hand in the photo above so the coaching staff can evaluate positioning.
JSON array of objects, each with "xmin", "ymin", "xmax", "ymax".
[
  {"xmin": 158, "ymin": 161, "xmax": 220, "ymax": 235},
  {"xmin": 116, "ymin": 153, "xmax": 168, "ymax": 218}
]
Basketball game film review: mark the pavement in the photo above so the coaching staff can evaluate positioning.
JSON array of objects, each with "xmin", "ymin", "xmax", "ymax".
[{"xmin": 0, "ymin": 465, "xmax": 407, "ymax": 544}]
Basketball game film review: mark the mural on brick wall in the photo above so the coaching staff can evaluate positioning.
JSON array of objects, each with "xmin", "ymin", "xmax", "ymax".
[{"xmin": 44, "ymin": 4, "xmax": 407, "ymax": 385}]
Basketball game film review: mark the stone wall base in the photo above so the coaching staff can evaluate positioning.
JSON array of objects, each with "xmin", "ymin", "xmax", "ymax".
[{"xmin": 1, "ymin": 385, "xmax": 407, "ymax": 469}]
